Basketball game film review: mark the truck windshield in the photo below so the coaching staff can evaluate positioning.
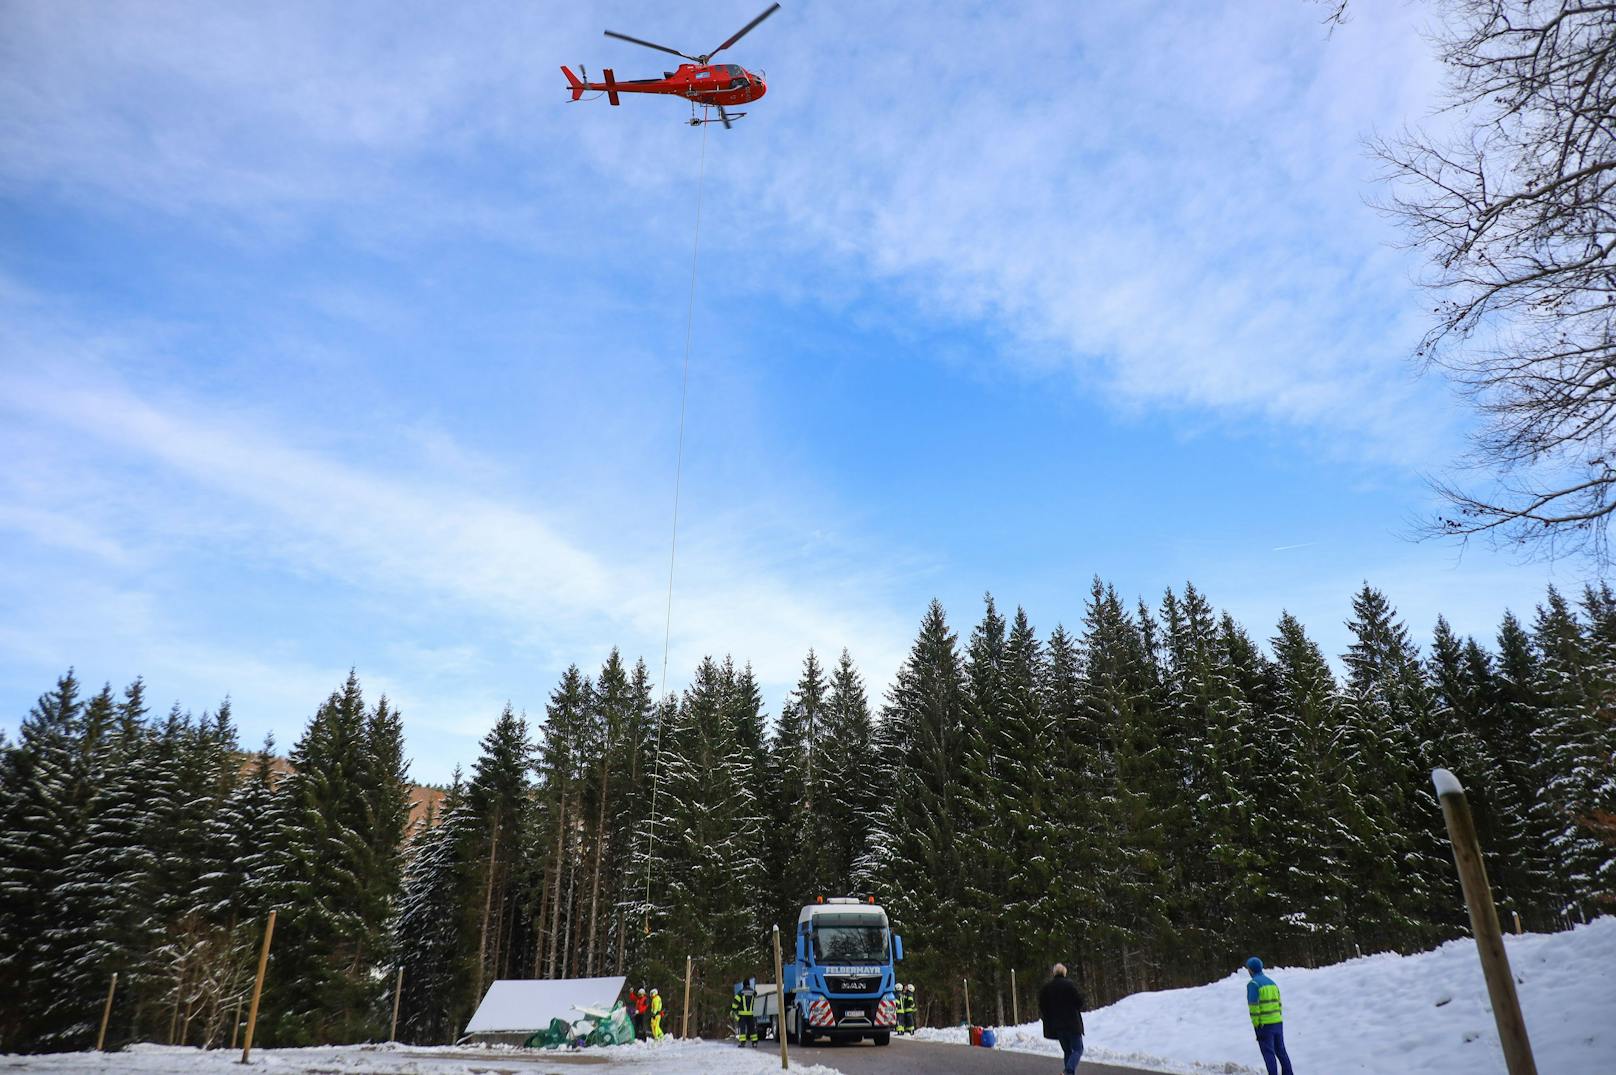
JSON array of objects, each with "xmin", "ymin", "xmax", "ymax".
[{"xmin": 813, "ymin": 925, "xmax": 889, "ymax": 963}]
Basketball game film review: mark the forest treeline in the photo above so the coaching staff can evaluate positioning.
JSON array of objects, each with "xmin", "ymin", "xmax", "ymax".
[{"xmin": 1, "ymin": 581, "xmax": 1612, "ymax": 1051}]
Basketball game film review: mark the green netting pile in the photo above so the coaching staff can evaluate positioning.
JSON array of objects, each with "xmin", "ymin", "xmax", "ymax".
[{"xmin": 523, "ymin": 1002, "xmax": 634, "ymax": 1049}]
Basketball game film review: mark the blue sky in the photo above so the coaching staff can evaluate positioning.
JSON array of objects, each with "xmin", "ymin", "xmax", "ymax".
[{"xmin": 0, "ymin": 0, "xmax": 1591, "ymax": 782}]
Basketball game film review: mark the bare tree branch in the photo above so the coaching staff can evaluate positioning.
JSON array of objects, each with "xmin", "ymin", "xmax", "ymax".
[{"xmin": 1373, "ymin": 1, "xmax": 1616, "ymax": 563}]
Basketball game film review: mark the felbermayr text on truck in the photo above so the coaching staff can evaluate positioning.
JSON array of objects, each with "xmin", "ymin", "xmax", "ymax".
[{"xmin": 780, "ymin": 896, "xmax": 904, "ymax": 1045}]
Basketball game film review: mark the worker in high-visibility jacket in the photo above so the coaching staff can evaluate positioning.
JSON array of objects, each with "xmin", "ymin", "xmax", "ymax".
[
  {"xmin": 730, "ymin": 983, "xmax": 745, "ymax": 1044},
  {"xmin": 738, "ymin": 978, "xmax": 759, "ymax": 1047},
  {"xmin": 1244, "ymin": 957, "xmax": 1295, "ymax": 1075},
  {"xmin": 902, "ymin": 982, "xmax": 917, "ymax": 1035},
  {"xmin": 649, "ymin": 988, "xmax": 664, "ymax": 1039}
]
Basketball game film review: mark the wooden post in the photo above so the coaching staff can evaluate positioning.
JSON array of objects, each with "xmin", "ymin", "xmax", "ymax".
[
  {"xmin": 963, "ymin": 977, "xmax": 972, "ymax": 1028},
  {"xmin": 1432, "ymin": 770, "xmax": 1538, "ymax": 1075},
  {"xmin": 389, "ymin": 965, "xmax": 404, "ymax": 1042},
  {"xmin": 1010, "ymin": 968, "xmax": 1018, "ymax": 1026},
  {"xmin": 96, "ymin": 972, "xmax": 118, "ymax": 1052},
  {"xmin": 230, "ymin": 996, "xmax": 243, "ymax": 1051},
  {"xmin": 772, "ymin": 925, "xmax": 789, "ymax": 1070},
  {"xmin": 681, "ymin": 954, "xmax": 693, "ymax": 1039},
  {"xmin": 240, "ymin": 909, "xmax": 276, "ymax": 1065},
  {"xmin": 1512, "ymin": 911, "xmax": 1523, "ymax": 936}
]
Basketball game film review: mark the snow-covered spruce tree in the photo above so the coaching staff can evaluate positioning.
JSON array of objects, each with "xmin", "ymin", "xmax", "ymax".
[
  {"xmin": 957, "ymin": 595, "xmax": 1011, "ymax": 1020},
  {"xmin": 816, "ymin": 649, "xmax": 881, "ymax": 898},
  {"xmin": 1158, "ymin": 586, "xmax": 1261, "ymax": 976},
  {"xmin": 991, "ymin": 607, "xmax": 1052, "ymax": 1023},
  {"xmin": 0, "ymin": 670, "xmax": 91, "ymax": 1050},
  {"xmin": 535, "ymin": 668, "xmax": 591, "ymax": 981},
  {"xmin": 602, "ymin": 656, "xmax": 655, "ymax": 978},
  {"xmin": 1339, "ymin": 586, "xmax": 1454, "ymax": 949},
  {"xmin": 869, "ymin": 600, "xmax": 967, "ymax": 1021},
  {"xmin": 262, "ymin": 673, "xmax": 409, "ymax": 1045},
  {"xmin": 644, "ymin": 657, "xmax": 762, "ymax": 1034},
  {"xmin": 763, "ymin": 650, "xmax": 828, "ymax": 934},
  {"xmin": 146, "ymin": 700, "xmax": 249, "ymax": 1048},
  {"xmin": 1426, "ymin": 617, "xmax": 1532, "ymax": 926},
  {"xmin": 579, "ymin": 649, "xmax": 639, "ymax": 978},
  {"xmin": 43, "ymin": 681, "xmax": 159, "ymax": 1050},
  {"xmin": 1266, "ymin": 613, "xmax": 1359, "ymax": 964},
  {"xmin": 465, "ymin": 704, "xmax": 536, "ymax": 990},
  {"xmin": 395, "ymin": 773, "xmax": 480, "ymax": 1044},
  {"xmin": 1490, "ymin": 610, "xmax": 1572, "ymax": 922},
  {"xmin": 30, "ymin": 683, "xmax": 122, "ymax": 1051},
  {"xmin": 1532, "ymin": 589, "xmax": 1616, "ymax": 915},
  {"xmin": 1212, "ymin": 611, "xmax": 1283, "ymax": 965},
  {"xmin": 1079, "ymin": 585, "xmax": 1173, "ymax": 997},
  {"xmin": 726, "ymin": 660, "xmax": 771, "ymax": 824},
  {"xmin": 1574, "ymin": 586, "xmax": 1616, "ymax": 897},
  {"xmin": 1039, "ymin": 622, "xmax": 1109, "ymax": 997}
]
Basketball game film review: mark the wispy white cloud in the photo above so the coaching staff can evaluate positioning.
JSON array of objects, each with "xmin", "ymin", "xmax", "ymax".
[
  {"xmin": 2, "ymin": 0, "xmax": 1465, "ymax": 462},
  {"xmin": 0, "ymin": 300, "xmax": 915, "ymax": 768}
]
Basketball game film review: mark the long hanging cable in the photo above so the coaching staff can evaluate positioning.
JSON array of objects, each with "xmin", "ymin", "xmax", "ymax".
[{"xmin": 643, "ymin": 117, "xmax": 709, "ymax": 934}]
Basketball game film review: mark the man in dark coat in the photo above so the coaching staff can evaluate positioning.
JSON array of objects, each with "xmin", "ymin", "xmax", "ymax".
[{"xmin": 1038, "ymin": 963, "xmax": 1085, "ymax": 1075}]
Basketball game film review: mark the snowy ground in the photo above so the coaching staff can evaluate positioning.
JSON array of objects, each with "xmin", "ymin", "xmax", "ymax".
[
  {"xmin": 0, "ymin": 1039, "xmax": 846, "ymax": 1075},
  {"xmin": 916, "ymin": 916, "xmax": 1616, "ymax": 1075}
]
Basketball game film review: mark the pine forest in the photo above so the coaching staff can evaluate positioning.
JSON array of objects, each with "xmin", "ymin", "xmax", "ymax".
[{"xmin": 2, "ymin": 580, "xmax": 1613, "ymax": 1052}]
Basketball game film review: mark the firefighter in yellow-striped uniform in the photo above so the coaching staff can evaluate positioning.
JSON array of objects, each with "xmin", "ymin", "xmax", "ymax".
[
  {"xmin": 900, "ymin": 982, "xmax": 917, "ymax": 1034},
  {"xmin": 730, "ymin": 983, "xmax": 744, "ymax": 1044},
  {"xmin": 738, "ymin": 979, "xmax": 759, "ymax": 1046}
]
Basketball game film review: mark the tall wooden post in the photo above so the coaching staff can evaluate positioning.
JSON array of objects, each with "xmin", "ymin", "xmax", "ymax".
[
  {"xmin": 1512, "ymin": 910, "xmax": 1523, "ymax": 936},
  {"xmin": 963, "ymin": 978, "xmax": 972, "ymax": 1027},
  {"xmin": 96, "ymin": 972, "xmax": 118, "ymax": 1052},
  {"xmin": 772, "ymin": 925, "xmax": 789, "ymax": 1070},
  {"xmin": 681, "ymin": 954, "xmax": 693, "ymax": 1039},
  {"xmin": 1010, "ymin": 969, "xmax": 1018, "ymax": 1026},
  {"xmin": 1432, "ymin": 769, "xmax": 1538, "ymax": 1075},
  {"xmin": 240, "ymin": 909, "xmax": 276, "ymax": 1065},
  {"xmin": 389, "ymin": 966, "xmax": 404, "ymax": 1042}
]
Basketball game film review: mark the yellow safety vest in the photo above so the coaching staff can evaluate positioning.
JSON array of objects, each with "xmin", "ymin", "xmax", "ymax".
[{"xmin": 1249, "ymin": 982, "xmax": 1283, "ymax": 1027}]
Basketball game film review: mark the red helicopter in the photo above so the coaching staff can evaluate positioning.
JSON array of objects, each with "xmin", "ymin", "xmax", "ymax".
[{"xmin": 562, "ymin": 3, "xmax": 779, "ymax": 129}]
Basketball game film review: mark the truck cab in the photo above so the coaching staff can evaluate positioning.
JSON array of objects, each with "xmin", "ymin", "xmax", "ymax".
[{"xmin": 780, "ymin": 897, "xmax": 904, "ymax": 1046}]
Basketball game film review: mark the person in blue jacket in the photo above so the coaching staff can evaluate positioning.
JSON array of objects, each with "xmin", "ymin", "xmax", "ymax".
[{"xmin": 1244, "ymin": 957, "xmax": 1295, "ymax": 1075}]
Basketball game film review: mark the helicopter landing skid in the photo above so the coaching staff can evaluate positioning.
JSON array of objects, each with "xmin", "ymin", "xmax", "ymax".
[{"xmin": 689, "ymin": 103, "xmax": 745, "ymax": 129}]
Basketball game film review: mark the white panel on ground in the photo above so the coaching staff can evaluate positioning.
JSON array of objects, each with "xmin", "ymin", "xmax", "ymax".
[{"xmin": 463, "ymin": 975, "xmax": 626, "ymax": 1034}]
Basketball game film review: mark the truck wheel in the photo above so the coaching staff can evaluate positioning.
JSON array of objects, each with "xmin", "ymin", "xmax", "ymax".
[{"xmin": 874, "ymin": 1032, "xmax": 891, "ymax": 1046}]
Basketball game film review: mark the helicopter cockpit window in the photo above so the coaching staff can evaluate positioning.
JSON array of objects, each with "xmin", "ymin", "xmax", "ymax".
[{"xmin": 726, "ymin": 64, "xmax": 746, "ymax": 84}]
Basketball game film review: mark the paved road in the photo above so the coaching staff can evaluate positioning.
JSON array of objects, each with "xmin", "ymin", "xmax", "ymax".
[{"xmin": 794, "ymin": 1036, "xmax": 1165, "ymax": 1075}]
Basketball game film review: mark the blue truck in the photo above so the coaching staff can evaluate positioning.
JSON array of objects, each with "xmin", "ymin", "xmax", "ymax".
[{"xmin": 774, "ymin": 896, "xmax": 904, "ymax": 1046}]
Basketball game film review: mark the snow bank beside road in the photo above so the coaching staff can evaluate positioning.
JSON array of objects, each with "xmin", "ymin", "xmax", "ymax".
[
  {"xmin": 0, "ymin": 1039, "xmax": 847, "ymax": 1075},
  {"xmin": 917, "ymin": 916, "xmax": 1616, "ymax": 1075}
]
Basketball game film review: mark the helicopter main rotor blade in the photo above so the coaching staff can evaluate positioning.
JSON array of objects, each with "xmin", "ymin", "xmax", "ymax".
[
  {"xmin": 603, "ymin": 29, "xmax": 697, "ymax": 62},
  {"xmin": 705, "ymin": 2, "xmax": 780, "ymax": 61}
]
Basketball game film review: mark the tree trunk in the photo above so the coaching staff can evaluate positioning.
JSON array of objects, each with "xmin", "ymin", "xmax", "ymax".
[
  {"xmin": 475, "ymin": 821, "xmax": 500, "ymax": 1001},
  {"xmin": 587, "ymin": 750, "xmax": 610, "ymax": 976},
  {"xmin": 545, "ymin": 787, "xmax": 569, "ymax": 978}
]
